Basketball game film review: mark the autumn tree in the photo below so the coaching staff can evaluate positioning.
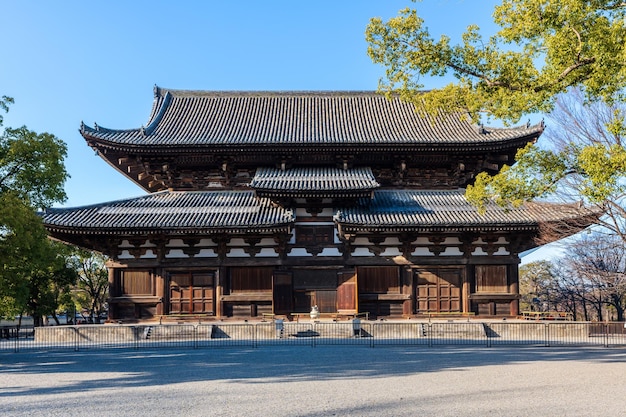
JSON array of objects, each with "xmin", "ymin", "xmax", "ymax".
[{"xmin": 366, "ymin": 1, "xmax": 626, "ymax": 214}]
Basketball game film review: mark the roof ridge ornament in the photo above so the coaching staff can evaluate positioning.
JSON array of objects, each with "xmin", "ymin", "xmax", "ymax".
[{"xmin": 94, "ymin": 122, "xmax": 99, "ymax": 132}]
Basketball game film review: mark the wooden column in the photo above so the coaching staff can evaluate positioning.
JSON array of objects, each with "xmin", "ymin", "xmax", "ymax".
[
  {"xmin": 107, "ymin": 267, "xmax": 117, "ymax": 320},
  {"xmin": 462, "ymin": 266, "xmax": 470, "ymax": 314},
  {"xmin": 509, "ymin": 264, "xmax": 520, "ymax": 316},
  {"xmin": 155, "ymin": 268, "xmax": 165, "ymax": 316},
  {"xmin": 215, "ymin": 267, "xmax": 225, "ymax": 318},
  {"xmin": 402, "ymin": 266, "xmax": 413, "ymax": 316}
]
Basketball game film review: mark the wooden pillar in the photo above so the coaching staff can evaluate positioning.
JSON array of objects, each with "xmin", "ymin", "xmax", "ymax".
[
  {"xmin": 462, "ymin": 266, "xmax": 471, "ymax": 314},
  {"xmin": 509, "ymin": 264, "xmax": 520, "ymax": 316},
  {"xmin": 215, "ymin": 267, "xmax": 225, "ymax": 318},
  {"xmin": 107, "ymin": 267, "xmax": 117, "ymax": 320},
  {"xmin": 402, "ymin": 266, "xmax": 413, "ymax": 316},
  {"xmin": 155, "ymin": 268, "xmax": 165, "ymax": 316}
]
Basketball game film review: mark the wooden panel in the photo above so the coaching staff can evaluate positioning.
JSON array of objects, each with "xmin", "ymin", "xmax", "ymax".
[
  {"xmin": 293, "ymin": 269, "xmax": 337, "ymax": 289},
  {"xmin": 273, "ymin": 271, "xmax": 293, "ymax": 315},
  {"xmin": 295, "ymin": 225, "xmax": 334, "ymax": 245},
  {"xmin": 337, "ymin": 271, "xmax": 357, "ymax": 312},
  {"xmin": 417, "ymin": 271, "xmax": 439, "ymax": 312},
  {"xmin": 230, "ymin": 267, "xmax": 272, "ymax": 293},
  {"xmin": 293, "ymin": 291, "xmax": 314, "ymax": 312},
  {"xmin": 416, "ymin": 268, "xmax": 462, "ymax": 313},
  {"xmin": 315, "ymin": 290, "xmax": 337, "ymax": 313},
  {"xmin": 121, "ymin": 270, "xmax": 152, "ymax": 295},
  {"xmin": 169, "ymin": 272, "xmax": 215, "ymax": 315},
  {"xmin": 475, "ymin": 265, "xmax": 508, "ymax": 293},
  {"xmin": 357, "ymin": 266, "xmax": 400, "ymax": 294}
]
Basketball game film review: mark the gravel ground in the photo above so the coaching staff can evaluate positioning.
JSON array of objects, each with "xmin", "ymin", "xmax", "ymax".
[{"xmin": 1, "ymin": 346, "xmax": 626, "ymax": 416}]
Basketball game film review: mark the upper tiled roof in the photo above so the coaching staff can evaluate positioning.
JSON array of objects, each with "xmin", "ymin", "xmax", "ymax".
[
  {"xmin": 80, "ymin": 88, "xmax": 543, "ymax": 148},
  {"xmin": 335, "ymin": 190, "xmax": 598, "ymax": 233},
  {"xmin": 250, "ymin": 167, "xmax": 379, "ymax": 197},
  {"xmin": 42, "ymin": 190, "xmax": 294, "ymax": 234}
]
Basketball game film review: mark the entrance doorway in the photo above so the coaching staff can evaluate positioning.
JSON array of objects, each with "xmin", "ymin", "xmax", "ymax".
[
  {"xmin": 415, "ymin": 268, "xmax": 462, "ymax": 313},
  {"xmin": 169, "ymin": 272, "xmax": 215, "ymax": 315}
]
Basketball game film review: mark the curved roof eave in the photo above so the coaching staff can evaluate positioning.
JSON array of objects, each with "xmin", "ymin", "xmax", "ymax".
[{"xmin": 79, "ymin": 87, "xmax": 544, "ymax": 150}]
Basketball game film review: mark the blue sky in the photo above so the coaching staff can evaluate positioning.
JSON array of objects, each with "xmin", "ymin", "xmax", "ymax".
[
  {"xmin": 2, "ymin": 1, "xmax": 554, "ymax": 261},
  {"xmin": 1, "ymin": 0, "xmax": 505, "ymax": 207}
]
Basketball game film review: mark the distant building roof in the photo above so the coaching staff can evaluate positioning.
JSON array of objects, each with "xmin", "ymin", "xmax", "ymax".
[{"xmin": 80, "ymin": 88, "xmax": 543, "ymax": 149}]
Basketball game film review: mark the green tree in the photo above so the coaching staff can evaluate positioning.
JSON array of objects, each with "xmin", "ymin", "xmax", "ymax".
[
  {"xmin": 519, "ymin": 260, "xmax": 558, "ymax": 311},
  {"xmin": 26, "ymin": 242, "xmax": 78, "ymax": 327},
  {"xmin": 367, "ymin": 1, "xmax": 626, "ymax": 220},
  {"xmin": 366, "ymin": 0, "xmax": 626, "ymax": 124},
  {"xmin": 69, "ymin": 249, "xmax": 109, "ymax": 323},
  {"xmin": 0, "ymin": 98, "xmax": 70, "ymax": 321}
]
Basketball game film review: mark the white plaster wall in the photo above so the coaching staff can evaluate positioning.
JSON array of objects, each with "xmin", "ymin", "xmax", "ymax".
[
  {"xmin": 411, "ymin": 247, "xmax": 434, "ymax": 256},
  {"xmin": 226, "ymin": 248, "xmax": 250, "ymax": 257},
  {"xmin": 352, "ymin": 247, "xmax": 375, "ymax": 257},
  {"xmin": 164, "ymin": 249, "xmax": 189, "ymax": 258},
  {"xmin": 142, "ymin": 249, "xmax": 157, "ymax": 258},
  {"xmin": 166, "ymin": 239, "xmax": 188, "ymax": 247},
  {"xmin": 196, "ymin": 248, "xmax": 218, "ymax": 258},
  {"xmin": 318, "ymin": 248, "xmax": 342, "ymax": 257},
  {"xmin": 256, "ymin": 248, "xmax": 279, "ymax": 257}
]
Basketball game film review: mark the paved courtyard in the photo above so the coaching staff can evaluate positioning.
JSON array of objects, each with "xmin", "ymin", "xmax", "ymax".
[{"xmin": 1, "ymin": 346, "xmax": 626, "ymax": 416}]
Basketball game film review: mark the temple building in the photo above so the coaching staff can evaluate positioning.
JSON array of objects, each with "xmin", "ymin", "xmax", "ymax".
[{"xmin": 42, "ymin": 88, "xmax": 596, "ymax": 321}]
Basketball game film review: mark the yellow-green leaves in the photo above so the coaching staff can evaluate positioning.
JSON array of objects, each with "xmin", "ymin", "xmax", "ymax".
[
  {"xmin": 578, "ymin": 144, "xmax": 626, "ymax": 202},
  {"xmin": 366, "ymin": 0, "xmax": 626, "ymax": 124}
]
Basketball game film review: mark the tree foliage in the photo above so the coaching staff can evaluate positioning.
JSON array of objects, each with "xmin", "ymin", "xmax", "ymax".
[
  {"xmin": 367, "ymin": 2, "xmax": 626, "ymax": 230},
  {"xmin": 0, "ymin": 97, "xmax": 70, "ymax": 321},
  {"xmin": 366, "ymin": 0, "xmax": 626, "ymax": 124},
  {"xmin": 521, "ymin": 233, "xmax": 626, "ymax": 321},
  {"xmin": 69, "ymin": 249, "xmax": 109, "ymax": 323}
]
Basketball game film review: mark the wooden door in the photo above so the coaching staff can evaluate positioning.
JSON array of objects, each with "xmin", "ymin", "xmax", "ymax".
[
  {"xmin": 169, "ymin": 272, "xmax": 214, "ymax": 315},
  {"xmin": 273, "ymin": 271, "xmax": 293, "ymax": 314},
  {"xmin": 337, "ymin": 270, "xmax": 357, "ymax": 313},
  {"xmin": 416, "ymin": 268, "xmax": 461, "ymax": 313},
  {"xmin": 191, "ymin": 274, "xmax": 214, "ymax": 313}
]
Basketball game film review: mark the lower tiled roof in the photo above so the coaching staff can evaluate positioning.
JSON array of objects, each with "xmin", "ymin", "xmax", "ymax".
[
  {"xmin": 42, "ymin": 189, "xmax": 596, "ymax": 236},
  {"xmin": 335, "ymin": 190, "xmax": 597, "ymax": 232},
  {"xmin": 42, "ymin": 190, "xmax": 294, "ymax": 234}
]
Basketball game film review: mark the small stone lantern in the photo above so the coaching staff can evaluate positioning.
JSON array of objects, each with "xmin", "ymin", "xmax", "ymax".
[{"xmin": 310, "ymin": 305, "xmax": 320, "ymax": 320}]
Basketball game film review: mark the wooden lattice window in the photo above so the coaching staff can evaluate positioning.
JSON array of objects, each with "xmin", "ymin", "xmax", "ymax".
[
  {"xmin": 120, "ymin": 270, "xmax": 152, "ymax": 295},
  {"xmin": 230, "ymin": 267, "xmax": 272, "ymax": 293},
  {"xmin": 358, "ymin": 266, "xmax": 400, "ymax": 294},
  {"xmin": 475, "ymin": 265, "xmax": 508, "ymax": 293},
  {"xmin": 295, "ymin": 225, "xmax": 334, "ymax": 245}
]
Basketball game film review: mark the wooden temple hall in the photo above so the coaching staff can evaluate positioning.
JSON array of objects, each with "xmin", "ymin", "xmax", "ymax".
[{"xmin": 42, "ymin": 88, "xmax": 596, "ymax": 322}]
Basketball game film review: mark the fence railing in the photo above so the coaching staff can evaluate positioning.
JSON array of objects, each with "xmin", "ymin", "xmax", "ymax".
[{"xmin": 1, "ymin": 321, "xmax": 625, "ymax": 353}]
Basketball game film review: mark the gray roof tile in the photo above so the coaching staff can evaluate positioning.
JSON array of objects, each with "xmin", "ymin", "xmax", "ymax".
[
  {"xmin": 42, "ymin": 189, "xmax": 595, "ymax": 235},
  {"xmin": 42, "ymin": 190, "xmax": 294, "ymax": 234},
  {"xmin": 250, "ymin": 166, "xmax": 379, "ymax": 195},
  {"xmin": 81, "ymin": 89, "xmax": 543, "ymax": 147},
  {"xmin": 335, "ymin": 190, "xmax": 597, "ymax": 232}
]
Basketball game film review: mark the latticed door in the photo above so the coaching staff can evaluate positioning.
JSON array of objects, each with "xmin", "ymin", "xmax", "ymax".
[
  {"xmin": 169, "ymin": 272, "xmax": 214, "ymax": 314},
  {"xmin": 416, "ymin": 268, "xmax": 461, "ymax": 313}
]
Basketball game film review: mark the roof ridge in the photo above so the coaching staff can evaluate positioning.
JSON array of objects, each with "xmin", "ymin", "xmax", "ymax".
[{"xmin": 154, "ymin": 87, "xmax": 391, "ymax": 98}]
